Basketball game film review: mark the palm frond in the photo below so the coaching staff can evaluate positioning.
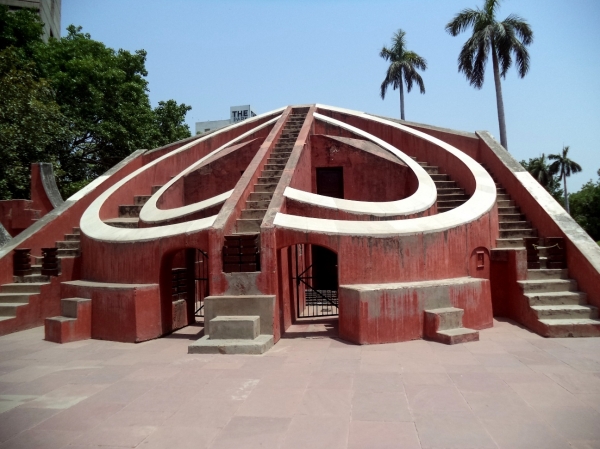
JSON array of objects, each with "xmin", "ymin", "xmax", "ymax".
[
  {"xmin": 446, "ymin": 9, "xmax": 482, "ymax": 36},
  {"xmin": 503, "ymin": 14, "xmax": 533, "ymax": 45}
]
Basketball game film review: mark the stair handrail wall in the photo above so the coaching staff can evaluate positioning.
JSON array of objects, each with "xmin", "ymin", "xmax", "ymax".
[
  {"xmin": 0, "ymin": 149, "xmax": 147, "ymax": 286},
  {"xmin": 476, "ymin": 131, "xmax": 600, "ymax": 309}
]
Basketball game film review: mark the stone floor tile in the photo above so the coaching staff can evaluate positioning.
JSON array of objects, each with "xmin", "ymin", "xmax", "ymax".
[
  {"xmin": 348, "ymin": 421, "xmax": 421, "ymax": 449},
  {"xmin": 461, "ymin": 391, "xmax": 538, "ymax": 421},
  {"xmin": 481, "ymin": 417, "xmax": 571, "ymax": 449},
  {"xmin": 69, "ymin": 425, "xmax": 156, "ymax": 447},
  {"xmin": 405, "ymin": 385, "xmax": 470, "ymax": 413},
  {"xmin": 138, "ymin": 425, "xmax": 220, "ymax": 449},
  {"xmin": 351, "ymin": 390, "xmax": 411, "ymax": 422},
  {"xmin": 574, "ymin": 393, "xmax": 600, "ymax": 413},
  {"xmin": 102, "ymin": 409, "xmax": 175, "ymax": 427},
  {"xmin": 449, "ymin": 372, "xmax": 512, "ymax": 393},
  {"xmin": 32, "ymin": 401, "xmax": 124, "ymax": 432},
  {"xmin": 354, "ymin": 372, "xmax": 404, "ymax": 392},
  {"xmin": 280, "ymin": 415, "xmax": 349, "ymax": 449},
  {"xmin": 414, "ymin": 411, "xmax": 497, "ymax": 449},
  {"xmin": 209, "ymin": 416, "xmax": 290, "ymax": 449},
  {"xmin": 299, "ymin": 388, "xmax": 352, "ymax": 418},
  {"xmin": 235, "ymin": 388, "xmax": 304, "ymax": 418},
  {"xmin": 535, "ymin": 406, "xmax": 600, "ymax": 441},
  {"xmin": 401, "ymin": 372, "xmax": 453, "ymax": 386},
  {"xmin": 509, "ymin": 382, "xmax": 585, "ymax": 408},
  {"xmin": 474, "ymin": 353, "xmax": 527, "ymax": 368},
  {"xmin": 307, "ymin": 371, "xmax": 353, "ymax": 390},
  {"xmin": 163, "ymin": 395, "xmax": 240, "ymax": 429},
  {"xmin": 0, "ymin": 407, "xmax": 59, "ymax": 443},
  {"xmin": 546, "ymin": 372, "xmax": 600, "ymax": 394},
  {"xmin": 0, "ymin": 429, "xmax": 80, "ymax": 449}
]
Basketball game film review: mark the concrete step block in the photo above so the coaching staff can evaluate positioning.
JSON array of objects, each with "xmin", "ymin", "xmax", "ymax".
[
  {"xmin": 525, "ymin": 291, "xmax": 587, "ymax": 306},
  {"xmin": 434, "ymin": 180, "xmax": 457, "ymax": 188},
  {"xmin": 527, "ymin": 269, "xmax": 569, "ymax": 280},
  {"xmin": 262, "ymin": 170, "xmax": 283, "ymax": 178},
  {"xmin": 437, "ymin": 200, "xmax": 467, "ymax": 208},
  {"xmin": 246, "ymin": 200, "xmax": 271, "ymax": 210},
  {"xmin": 498, "ymin": 206, "xmax": 520, "ymax": 215},
  {"xmin": 531, "ymin": 304, "xmax": 598, "ymax": 320},
  {"xmin": 436, "ymin": 188, "xmax": 464, "ymax": 195},
  {"xmin": 497, "ymin": 199, "xmax": 515, "ymax": 208},
  {"xmin": 57, "ymin": 248, "xmax": 80, "ymax": 258},
  {"xmin": 538, "ymin": 318, "xmax": 600, "ymax": 338},
  {"xmin": 0, "ymin": 283, "xmax": 45, "ymax": 294},
  {"xmin": 424, "ymin": 307, "xmax": 464, "ymax": 331},
  {"xmin": 437, "ymin": 194, "xmax": 468, "ymax": 202},
  {"xmin": 63, "ymin": 233, "xmax": 81, "ymax": 242},
  {"xmin": 209, "ymin": 315, "xmax": 260, "ymax": 340},
  {"xmin": 518, "ymin": 279, "xmax": 578, "ymax": 293},
  {"xmin": 188, "ymin": 334, "xmax": 274, "ymax": 355},
  {"xmin": 496, "ymin": 194, "xmax": 511, "ymax": 201},
  {"xmin": 423, "ymin": 166, "xmax": 439, "ymax": 174},
  {"xmin": 498, "ymin": 213, "xmax": 524, "ymax": 222},
  {"xmin": 258, "ymin": 176, "xmax": 280, "ymax": 184},
  {"xmin": 435, "ymin": 328, "xmax": 479, "ymax": 345},
  {"xmin": 0, "ymin": 303, "xmax": 26, "ymax": 317},
  {"xmin": 248, "ymin": 192, "xmax": 273, "ymax": 202},
  {"xmin": 45, "ymin": 298, "xmax": 92, "ymax": 344}
]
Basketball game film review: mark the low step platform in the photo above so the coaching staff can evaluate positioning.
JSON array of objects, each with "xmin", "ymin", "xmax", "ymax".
[{"xmin": 188, "ymin": 334, "xmax": 274, "ymax": 355}]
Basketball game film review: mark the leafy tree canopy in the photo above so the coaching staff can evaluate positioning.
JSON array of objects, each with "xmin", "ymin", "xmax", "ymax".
[
  {"xmin": 569, "ymin": 173, "xmax": 600, "ymax": 242},
  {"xmin": 0, "ymin": 7, "xmax": 191, "ymax": 200},
  {"xmin": 520, "ymin": 155, "xmax": 563, "ymax": 204}
]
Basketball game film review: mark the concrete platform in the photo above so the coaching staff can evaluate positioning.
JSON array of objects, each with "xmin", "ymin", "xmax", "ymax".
[
  {"xmin": 0, "ymin": 319, "xmax": 599, "ymax": 448},
  {"xmin": 188, "ymin": 334, "xmax": 273, "ymax": 355}
]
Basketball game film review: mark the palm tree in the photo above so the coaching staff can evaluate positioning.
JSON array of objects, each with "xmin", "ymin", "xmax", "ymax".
[
  {"xmin": 380, "ymin": 29, "xmax": 427, "ymax": 121},
  {"xmin": 446, "ymin": 0, "xmax": 533, "ymax": 150},
  {"xmin": 527, "ymin": 154, "xmax": 552, "ymax": 188},
  {"xmin": 548, "ymin": 146, "xmax": 582, "ymax": 214}
]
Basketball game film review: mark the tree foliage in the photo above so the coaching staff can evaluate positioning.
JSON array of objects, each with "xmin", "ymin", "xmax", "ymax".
[
  {"xmin": 520, "ymin": 154, "xmax": 563, "ymax": 204},
  {"xmin": 548, "ymin": 146, "xmax": 582, "ymax": 214},
  {"xmin": 569, "ymin": 173, "xmax": 600, "ymax": 242},
  {"xmin": 0, "ymin": 7, "xmax": 191, "ymax": 200},
  {"xmin": 379, "ymin": 29, "xmax": 427, "ymax": 121},
  {"xmin": 446, "ymin": 0, "xmax": 533, "ymax": 149}
]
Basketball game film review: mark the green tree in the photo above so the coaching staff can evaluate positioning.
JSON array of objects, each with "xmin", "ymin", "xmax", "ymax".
[
  {"xmin": 520, "ymin": 154, "xmax": 563, "ymax": 203},
  {"xmin": 152, "ymin": 100, "xmax": 192, "ymax": 147},
  {"xmin": 569, "ymin": 172, "xmax": 600, "ymax": 242},
  {"xmin": 548, "ymin": 146, "xmax": 582, "ymax": 214},
  {"xmin": 446, "ymin": 0, "xmax": 533, "ymax": 150},
  {"xmin": 0, "ymin": 48, "xmax": 67, "ymax": 199},
  {"xmin": 0, "ymin": 5, "xmax": 44, "ymax": 56},
  {"xmin": 379, "ymin": 29, "xmax": 427, "ymax": 120}
]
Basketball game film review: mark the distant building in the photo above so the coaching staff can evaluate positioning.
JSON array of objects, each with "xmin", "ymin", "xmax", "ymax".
[
  {"xmin": 0, "ymin": 0, "xmax": 61, "ymax": 41},
  {"xmin": 195, "ymin": 105, "xmax": 257, "ymax": 135}
]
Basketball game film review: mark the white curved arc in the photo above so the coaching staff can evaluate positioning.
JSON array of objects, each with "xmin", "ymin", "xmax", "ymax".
[
  {"xmin": 80, "ymin": 107, "xmax": 285, "ymax": 243},
  {"xmin": 273, "ymin": 104, "xmax": 496, "ymax": 236},
  {"xmin": 283, "ymin": 113, "xmax": 437, "ymax": 217},
  {"xmin": 139, "ymin": 115, "xmax": 281, "ymax": 225}
]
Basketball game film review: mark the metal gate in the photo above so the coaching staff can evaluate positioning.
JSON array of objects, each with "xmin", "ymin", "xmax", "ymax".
[
  {"xmin": 192, "ymin": 249, "xmax": 209, "ymax": 319},
  {"xmin": 293, "ymin": 244, "xmax": 338, "ymax": 318}
]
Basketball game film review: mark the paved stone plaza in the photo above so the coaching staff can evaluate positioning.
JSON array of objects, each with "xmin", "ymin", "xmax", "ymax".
[{"xmin": 0, "ymin": 319, "xmax": 599, "ymax": 449}]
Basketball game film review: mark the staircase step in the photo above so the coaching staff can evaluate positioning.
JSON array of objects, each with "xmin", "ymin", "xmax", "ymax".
[
  {"xmin": 258, "ymin": 176, "xmax": 281, "ymax": 184},
  {"xmin": 499, "ymin": 221, "xmax": 530, "ymax": 230},
  {"xmin": 498, "ymin": 213, "xmax": 524, "ymax": 222},
  {"xmin": 248, "ymin": 192, "xmax": 273, "ymax": 202},
  {"xmin": 499, "ymin": 229, "xmax": 537, "ymax": 238},
  {"xmin": 0, "ymin": 303, "xmax": 27, "ymax": 316},
  {"xmin": 437, "ymin": 188, "xmax": 465, "ymax": 195},
  {"xmin": 434, "ymin": 181, "xmax": 457, "ymax": 188},
  {"xmin": 188, "ymin": 334, "xmax": 274, "ymax": 355},
  {"xmin": 63, "ymin": 233, "xmax": 80, "ymax": 242},
  {"xmin": 496, "ymin": 238, "xmax": 525, "ymax": 249},
  {"xmin": 430, "ymin": 174, "xmax": 449, "ymax": 181},
  {"xmin": 525, "ymin": 291, "xmax": 587, "ymax": 306},
  {"xmin": 422, "ymin": 166, "xmax": 439, "ymax": 174},
  {"xmin": 0, "ymin": 283, "xmax": 46, "ymax": 294},
  {"xmin": 496, "ymin": 194, "xmax": 511, "ymax": 201},
  {"xmin": 538, "ymin": 319, "xmax": 600, "ymax": 338},
  {"xmin": 435, "ymin": 328, "xmax": 479, "ymax": 344},
  {"xmin": 437, "ymin": 194, "xmax": 468, "ymax": 201},
  {"xmin": 57, "ymin": 249, "xmax": 80, "ymax": 258},
  {"xmin": 13, "ymin": 274, "xmax": 50, "ymax": 283},
  {"xmin": 134, "ymin": 195, "xmax": 151, "ymax": 206},
  {"xmin": 72, "ymin": 227, "xmax": 81, "ymax": 235},
  {"xmin": 527, "ymin": 269, "xmax": 569, "ymax": 280},
  {"xmin": 118, "ymin": 205, "xmax": 142, "ymax": 218},
  {"xmin": 497, "ymin": 199, "xmax": 516, "ymax": 208},
  {"xmin": 498, "ymin": 206, "xmax": 520, "ymax": 215},
  {"xmin": 0, "ymin": 293, "xmax": 30, "ymax": 304},
  {"xmin": 531, "ymin": 305, "xmax": 598, "ymax": 320},
  {"xmin": 518, "ymin": 279, "xmax": 578, "ymax": 293},
  {"xmin": 209, "ymin": 315, "xmax": 260, "ymax": 340},
  {"xmin": 56, "ymin": 240, "xmax": 79, "ymax": 249},
  {"xmin": 236, "ymin": 219, "xmax": 262, "ymax": 233},
  {"xmin": 103, "ymin": 218, "xmax": 139, "ymax": 228},
  {"xmin": 437, "ymin": 200, "xmax": 467, "ymax": 208},
  {"xmin": 262, "ymin": 170, "xmax": 283, "ymax": 178},
  {"xmin": 246, "ymin": 200, "xmax": 271, "ymax": 210},
  {"xmin": 254, "ymin": 183, "xmax": 277, "ymax": 193},
  {"xmin": 241, "ymin": 209, "xmax": 268, "ymax": 220}
]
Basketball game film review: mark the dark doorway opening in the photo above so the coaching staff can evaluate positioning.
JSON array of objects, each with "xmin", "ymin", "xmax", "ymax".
[
  {"xmin": 316, "ymin": 167, "xmax": 344, "ymax": 199},
  {"xmin": 292, "ymin": 244, "xmax": 339, "ymax": 318},
  {"xmin": 169, "ymin": 248, "xmax": 209, "ymax": 329}
]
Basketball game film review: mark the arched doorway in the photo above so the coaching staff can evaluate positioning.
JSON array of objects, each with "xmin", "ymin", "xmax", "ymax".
[{"xmin": 291, "ymin": 244, "xmax": 339, "ymax": 318}]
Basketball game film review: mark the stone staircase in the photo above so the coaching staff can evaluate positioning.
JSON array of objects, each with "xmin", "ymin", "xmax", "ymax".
[
  {"xmin": 235, "ymin": 113, "xmax": 306, "ymax": 234},
  {"xmin": 104, "ymin": 186, "xmax": 162, "ymax": 229},
  {"xmin": 517, "ymin": 268, "xmax": 600, "ymax": 337},
  {"xmin": 412, "ymin": 158, "xmax": 470, "ymax": 212},
  {"xmin": 485, "ymin": 171, "xmax": 538, "ymax": 249},
  {"xmin": 45, "ymin": 297, "xmax": 92, "ymax": 343},
  {"xmin": 424, "ymin": 307, "xmax": 479, "ymax": 344},
  {"xmin": 0, "ymin": 280, "xmax": 49, "ymax": 323},
  {"xmin": 54, "ymin": 226, "xmax": 82, "ymax": 257}
]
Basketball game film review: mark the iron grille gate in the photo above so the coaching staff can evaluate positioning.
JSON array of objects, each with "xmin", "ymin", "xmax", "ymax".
[
  {"xmin": 293, "ymin": 244, "xmax": 339, "ymax": 318},
  {"xmin": 193, "ymin": 249, "xmax": 209, "ymax": 318}
]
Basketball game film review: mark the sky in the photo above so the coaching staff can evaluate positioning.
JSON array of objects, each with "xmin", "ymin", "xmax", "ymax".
[{"xmin": 61, "ymin": 0, "xmax": 600, "ymax": 192}]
